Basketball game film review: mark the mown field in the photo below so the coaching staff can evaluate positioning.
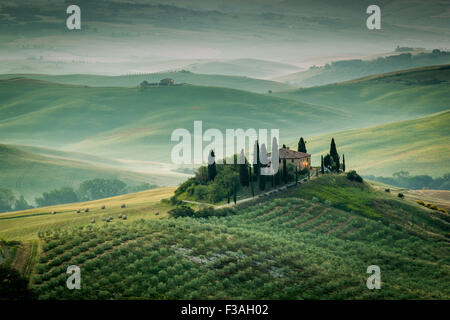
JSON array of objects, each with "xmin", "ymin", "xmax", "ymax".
[
  {"xmin": 2, "ymin": 175, "xmax": 448, "ymax": 299},
  {"xmin": 0, "ymin": 187, "xmax": 176, "ymax": 241}
]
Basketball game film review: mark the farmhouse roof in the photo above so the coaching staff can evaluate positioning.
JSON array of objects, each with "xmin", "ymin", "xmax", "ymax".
[{"xmin": 268, "ymin": 148, "xmax": 310, "ymax": 159}]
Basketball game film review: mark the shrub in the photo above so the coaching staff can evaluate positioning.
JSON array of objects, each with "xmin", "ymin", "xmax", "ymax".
[
  {"xmin": 194, "ymin": 185, "xmax": 209, "ymax": 201},
  {"xmin": 214, "ymin": 207, "xmax": 236, "ymax": 217},
  {"xmin": 0, "ymin": 265, "xmax": 35, "ymax": 300},
  {"xmin": 346, "ymin": 170, "xmax": 363, "ymax": 183},
  {"xmin": 161, "ymin": 196, "xmax": 183, "ymax": 206},
  {"xmin": 168, "ymin": 205, "xmax": 195, "ymax": 218},
  {"xmin": 195, "ymin": 206, "xmax": 215, "ymax": 218},
  {"xmin": 194, "ymin": 206, "xmax": 236, "ymax": 218},
  {"xmin": 417, "ymin": 200, "xmax": 425, "ymax": 205}
]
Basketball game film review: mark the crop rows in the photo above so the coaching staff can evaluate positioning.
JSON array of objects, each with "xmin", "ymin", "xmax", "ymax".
[{"xmin": 32, "ymin": 196, "xmax": 450, "ymax": 299}]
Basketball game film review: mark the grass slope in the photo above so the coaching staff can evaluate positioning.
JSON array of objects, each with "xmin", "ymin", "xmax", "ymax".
[
  {"xmin": 0, "ymin": 71, "xmax": 293, "ymax": 94},
  {"xmin": 0, "ymin": 78, "xmax": 347, "ymax": 161},
  {"xmin": 276, "ymin": 65, "xmax": 450, "ymax": 127},
  {"xmin": 6, "ymin": 175, "xmax": 449, "ymax": 299},
  {"xmin": 275, "ymin": 54, "xmax": 450, "ymax": 87},
  {"xmin": 0, "ymin": 144, "xmax": 182, "ymax": 203},
  {"xmin": 184, "ymin": 58, "xmax": 302, "ymax": 79},
  {"xmin": 296, "ymin": 111, "xmax": 450, "ymax": 177}
]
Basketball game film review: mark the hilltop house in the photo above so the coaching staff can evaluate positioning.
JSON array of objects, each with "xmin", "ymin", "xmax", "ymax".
[
  {"xmin": 159, "ymin": 78, "xmax": 174, "ymax": 86},
  {"xmin": 269, "ymin": 147, "xmax": 311, "ymax": 170}
]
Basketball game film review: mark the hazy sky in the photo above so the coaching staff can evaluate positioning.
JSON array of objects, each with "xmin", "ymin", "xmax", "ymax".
[{"xmin": 1, "ymin": 0, "xmax": 449, "ymax": 74}]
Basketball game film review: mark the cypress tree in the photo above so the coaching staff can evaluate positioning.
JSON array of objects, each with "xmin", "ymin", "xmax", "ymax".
[
  {"xmin": 329, "ymin": 138, "xmax": 340, "ymax": 171},
  {"xmin": 275, "ymin": 166, "xmax": 281, "ymax": 185},
  {"xmin": 321, "ymin": 155, "xmax": 324, "ymax": 174},
  {"xmin": 295, "ymin": 167, "xmax": 298, "ymax": 186},
  {"xmin": 254, "ymin": 140, "xmax": 260, "ymax": 181},
  {"xmin": 259, "ymin": 174, "xmax": 265, "ymax": 191},
  {"xmin": 207, "ymin": 150, "xmax": 217, "ymax": 181},
  {"xmin": 239, "ymin": 163, "xmax": 249, "ymax": 186},
  {"xmin": 249, "ymin": 167, "xmax": 255, "ymax": 197},
  {"xmin": 298, "ymin": 137, "xmax": 307, "ymax": 153},
  {"xmin": 258, "ymin": 143, "xmax": 265, "ymax": 190},
  {"xmin": 233, "ymin": 181, "xmax": 237, "ymax": 204},
  {"xmin": 324, "ymin": 154, "xmax": 332, "ymax": 168},
  {"xmin": 342, "ymin": 154, "xmax": 346, "ymax": 172},
  {"xmin": 282, "ymin": 158, "xmax": 288, "ymax": 183},
  {"xmin": 238, "ymin": 150, "xmax": 249, "ymax": 186}
]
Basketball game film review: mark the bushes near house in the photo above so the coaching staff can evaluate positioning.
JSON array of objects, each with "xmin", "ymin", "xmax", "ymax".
[
  {"xmin": 346, "ymin": 170, "xmax": 363, "ymax": 183},
  {"xmin": 168, "ymin": 205, "xmax": 236, "ymax": 219},
  {"xmin": 168, "ymin": 206, "xmax": 195, "ymax": 218}
]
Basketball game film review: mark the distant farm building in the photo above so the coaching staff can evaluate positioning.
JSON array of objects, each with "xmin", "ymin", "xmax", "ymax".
[
  {"xmin": 159, "ymin": 78, "xmax": 174, "ymax": 86},
  {"xmin": 269, "ymin": 147, "xmax": 311, "ymax": 170}
]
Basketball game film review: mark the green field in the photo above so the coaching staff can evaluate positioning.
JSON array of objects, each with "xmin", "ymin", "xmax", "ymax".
[
  {"xmin": 2, "ymin": 175, "xmax": 448, "ymax": 299},
  {"xmin": 0, "ymin": 71, "xmax": 293, "ymax": 94},
  {"xmin": 0, "ymin": 78, "xmax": 348, "ymax": 161},
  {"xmin": 0, "ymin": 144, "xmax": 183, "ymax": 203},
  {"xmin": 184, "ymin": 58, "xmax": 302, "ymax": 79},
  {"xmin": 2, "ymin": 65, "xmax": 449, "ymax": 165},
  {"xmin": 297, "ymin": 111, "xmax": 450, "ymax": 177},
  {"xmin": 274, "ymin": 53, "xmax": 450, "ymax": 87},
  {"xmin": 276, "ymin": 65, "xmax": 450, "ymax": 127},
  {"xmin": 1, "ymin": 65, "xmax": 449, "ymax": 194}
]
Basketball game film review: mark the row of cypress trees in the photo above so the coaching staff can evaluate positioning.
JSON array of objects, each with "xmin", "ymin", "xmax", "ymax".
[
  {"xmin": 206, "ymin": 137, "xmax": 310, "ymax": 199},
  {"xmin": 320, "ymin": 138, "xmax": 345, "ymax": 173}
]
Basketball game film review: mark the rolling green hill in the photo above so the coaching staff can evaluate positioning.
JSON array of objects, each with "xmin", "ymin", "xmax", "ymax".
[
  {"xmin": 276, "ymin": 65, "xmax": 450, "ymax": 126},
  {"xmin": 0, "ymin": 144, "xmax": 184, "ymax": 203},
  {"xmin": 184, "ymin": 58, "xmax": 302, "ymax": 79},
  {"xmin": 0, "ymin": 71, "xmax": 293, "ymax": 93},
  {"xmin": 0, "ymin": 78, "xmax": 348, "ymax": 162},
  {"xmin": 295, "ymin": 111, "xmax": 450, "ymax": 177},
  {"xmin": 275, "ymin": 51, "xmax": 450, "ymax": 87},
  {"xmin": 2, "ymin": 175, "xmax": 449, "ymax": 299},
  {"xmin": 1, "ymin": 65, "xmax": 449, "ymax": 167}
]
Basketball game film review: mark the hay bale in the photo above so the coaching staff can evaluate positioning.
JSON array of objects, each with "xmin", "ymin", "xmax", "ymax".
[
  {"xmin": 155, "ymin": 212, "xmax": 159, "ymax": 216},
  {"xmin": 51, "ymin": 211, "xmax": 56, "ymax": 214},
  {"xmin": 121, "ymin": 204, "xmax": 126, "ymax": 208},
  {"xmin": 101, "ymin": 205, "xmax": 106, "ymax": 210},
  {"xmin": 122, "ymin": 215, "xmax": 127, "ymax": 220},
  {"xmin": 91, "ymin": 219, "xmax": 95, "ymax": 223},
  {"xmin": 84, "ymin": 208, "xmax": 89, "ymax": 212},
  {"xmin": 76, "ymin": 209, "xmax": 81, "ymax": 213}
]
